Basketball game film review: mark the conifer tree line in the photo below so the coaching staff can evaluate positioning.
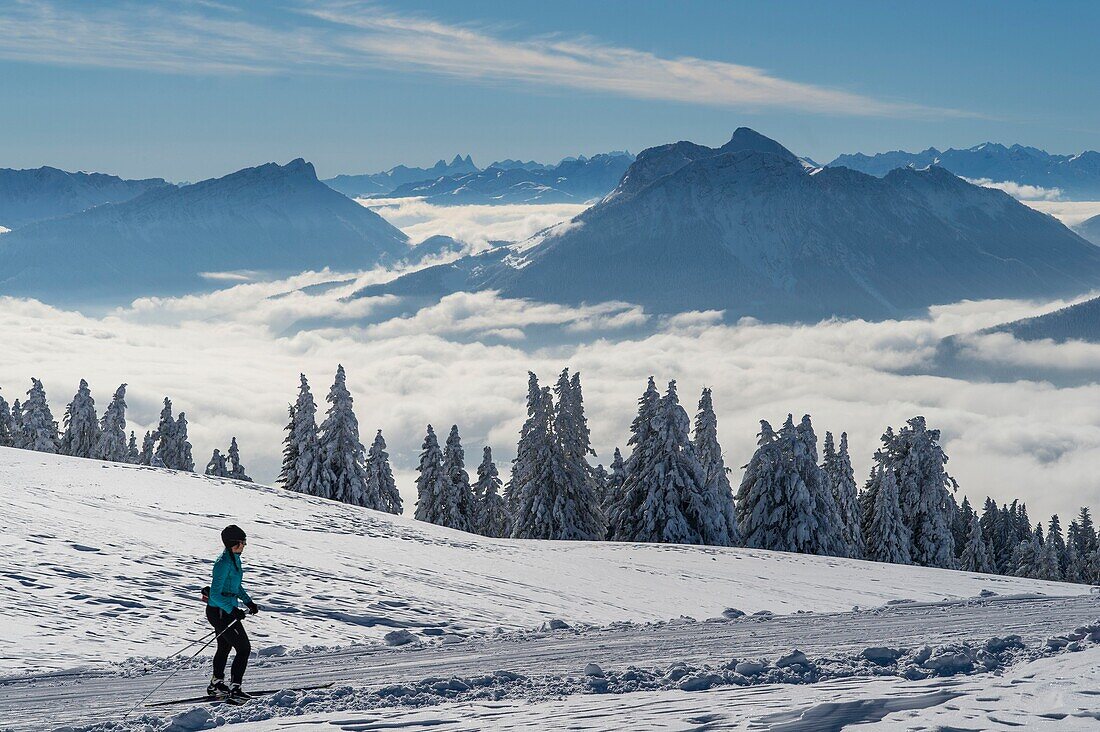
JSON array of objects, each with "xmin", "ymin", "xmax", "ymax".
[{"xmin": 0, "ymin": 378, "xmax": 251, "ymax": 479}]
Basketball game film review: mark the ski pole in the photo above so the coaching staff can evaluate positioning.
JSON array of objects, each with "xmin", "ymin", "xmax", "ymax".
[
  {"xmin": 122, "ymin": 616, "xmax": 246, "ymax": 721},
  {"xmin": 163, "ymin": 629, "xmax": 218, "ymax": 660}
]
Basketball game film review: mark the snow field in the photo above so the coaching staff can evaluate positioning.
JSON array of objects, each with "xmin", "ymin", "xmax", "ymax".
[{"xmin": 0, "ymin": 447, "xmax": 1089, "ymax": 678}]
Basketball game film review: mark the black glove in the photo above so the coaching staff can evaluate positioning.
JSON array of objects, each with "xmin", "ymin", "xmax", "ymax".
[
  {"xmin": 201, "ymin": 586, "xmax": 210, "ymax": 603},
  {"xmin": 230, "ymin": 607, "xmax": 247, "ymax": 621},
  {"xmin": 246, "ymin": 602, "xmax": 259, "ymax": 615}
]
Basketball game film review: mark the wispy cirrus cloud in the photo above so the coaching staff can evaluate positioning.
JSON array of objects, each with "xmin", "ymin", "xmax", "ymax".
[{"xmin": 0, "ymin": 0, "xmax": 966, "ymax": 118}]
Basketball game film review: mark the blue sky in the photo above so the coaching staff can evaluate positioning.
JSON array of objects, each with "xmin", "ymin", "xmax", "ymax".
[{"xmin": 1, "ymin": 0, "xmax": 1097, "ymax": 181}]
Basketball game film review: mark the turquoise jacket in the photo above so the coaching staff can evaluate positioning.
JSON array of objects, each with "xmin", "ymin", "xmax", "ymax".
[{"xmin": 208, "ymin": 549, "xmax": 253, "ymax": 614}]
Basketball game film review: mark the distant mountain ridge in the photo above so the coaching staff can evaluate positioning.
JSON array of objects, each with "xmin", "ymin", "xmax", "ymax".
[
  {"xmin": 987, "ymin": 295, "xmax": 1100, "ymax": 343},
  {"xmin": 356, "ymin": 129, "xmax": 1100, "ymax": 322},
  {"xmin": 830, "ymin": 143, "xmax": 1100, "ymax": 199},
  {"xmin": 324, "ymin": 155, "xmax": 478, "ymax": 198},
  {"xmin": 0, "ymin": 159, "xmax": 408, "ymax": 304},
  {"xmin": 323, "ymin": 151, "xmax": 636, "ymax": 204},
  {"xmin": 0, "ymin": 166, "xmax": 170, "ymax": 229},
  {"xmin": 1077, "ymin": 214, "xmax": 1100, "ymax": 245},
  {"xmin": 381, "ymin": 152, "xmax": 635, "ymax": 205}
]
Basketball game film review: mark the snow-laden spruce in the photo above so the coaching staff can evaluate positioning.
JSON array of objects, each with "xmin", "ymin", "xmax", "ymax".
[
  {"xmin": 318, "ymin": 365, "xmax": 370, "ymax": 506},
  {"xmin": 475, "ymin": 446, "xmax": 510, "ymax": 538},
  {"xmin": 604, "ymin": 447, "xmax": 625, "ymax": 516},
  {"xmin": 280, "ymin": 374, "xmax": 324, "ymax": 497},
  {"xmin": 873, "ymin": 417, "xmax": 957, "ymax": 568},
  {"xmin": 364, "ymin": 430, "xmax": 402, "ymax": 514},
  {"xmin": 152, "ymin": 398, "xmax": 193, "ymax": 471},
  {"xmin": 511, "ymin": 373, "xmax": 603, "ymax": 540},
  {"xmin": 692, "ymin": 387, "xmax": 739, "ymax": 546},
  {"xmin": 94, "ymin": 384, "xmax": 129, "ymax": 463},
  {"xmin": 415, "ymin": 424, "xmax": 468, "ymax": 530},
  {"xmin": 60, "ymin": 379, "xmax": 98, "ymax": 458},
  {"xmin": 226, "ymin": 437, "xmax": 251, "ymax": 482},
  {"xmin": 444, "ymin": 425, "xmax": 477, "ymax": 530},
  {"xmin": 23, "ymin": 378, "xmax": 59, "ymax": 453},
  {"xmin": 205, "ymin": 449, "xmax": 228, "ymax": 478},
  {"xmin": 823, "ymin": 431, "xmax": 862, "ymax": 558},
  {"xmin": 736, "ymin": 415, "xmax": 842, "ymax": 555},
  {"xmin": 606, "ymin": 377, "xmax": 661, "ymax": 541},
  {"xmin": 126, "ymin": 431, "xmax": 139, "ymax": 464},
  {"xmin": 138, "ymin": 430, "xmax": 155, "ymax": 465},
  {"xmin": 10, "ymin": 400, "xmax": 26, "ymax": 449},
  {"xmin": 958, "ymin": 514, "xmax": 995, "ymax": 573},
  {"xmin": 0, "ymin": 393, "xmax": 13, "ymax": 448},
  {"xmin": 864, "ymin": 466, "xmax": 912, "ymax": 565}
]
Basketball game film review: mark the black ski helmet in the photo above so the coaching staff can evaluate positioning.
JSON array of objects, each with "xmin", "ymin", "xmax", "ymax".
[{"xmin": 221, "ymin": 524, "xmax": 247, "ymax": 548}]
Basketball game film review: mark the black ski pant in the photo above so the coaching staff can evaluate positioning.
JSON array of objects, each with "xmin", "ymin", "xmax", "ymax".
[{"xmin": 206, "ymin": 605, "xmax": 250, "ymax": 684}]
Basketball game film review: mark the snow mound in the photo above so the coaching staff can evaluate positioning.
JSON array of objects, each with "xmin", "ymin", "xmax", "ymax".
[{"xmin": 0, "ymin": 448, "xmax": 1088, "ymax": 675}]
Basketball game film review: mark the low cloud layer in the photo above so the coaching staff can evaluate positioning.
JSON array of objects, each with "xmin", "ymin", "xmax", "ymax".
[
  {"xmin": 963, "ymin": 177, "xmax": 1063, "ymax": 201},
  {"xmin": 2, "ymin": 273, "xmax": 1100, "ymax": 524},
  {"xmin": 1024, "ymin": 200, "xmax": 1100, "ymax": 228},
  {"xmin": 362, "ymin": 198, "xmax": 588, "ymax": 249}
]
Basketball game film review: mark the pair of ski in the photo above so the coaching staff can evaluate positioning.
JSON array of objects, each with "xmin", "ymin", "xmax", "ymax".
[{"xmin": 147, "ymin": 682, "xmax": 334, "ymax": 708}]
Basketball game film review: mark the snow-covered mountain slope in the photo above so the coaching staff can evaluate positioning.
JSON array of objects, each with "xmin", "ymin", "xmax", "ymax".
[
  {"xmin": 357, "ymin": 130, "xmax": 1100, "ymax": 321},
  {"xmin": 1078, "ymin": 212, "xmax": 1100, "ymax": 245},
  {"xmin": 0, "ymin": 159, "xmax": 409, "ymax": 304},
  {"xmin": 830, "ymin": 142, "xmax": 1100, "ymax": 199},
  {"xmin": 324, "ymin": 155, "xmax": 478, "ymax": 198},
  {"xmin": 0, "ymin": 166, "xmax": 169, "ymax": 230},
  {"xmin": 0, "ymin": 447, "xmax": 1086, "ymax": 676},
  {"xmin": 380, "ymin": 152, "xmax": 634, "ymax": 205},
  {"xmin": 986, "ymin": 294, "xmax": 1100, "ymax": 343}
]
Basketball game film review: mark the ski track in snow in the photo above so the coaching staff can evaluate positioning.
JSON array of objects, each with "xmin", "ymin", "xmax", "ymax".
[{"xmin": 1, "ymin": 449, "xmax": 1098, "ymax": 730}]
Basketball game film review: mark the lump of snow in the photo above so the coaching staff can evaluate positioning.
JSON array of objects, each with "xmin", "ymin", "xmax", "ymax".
[
  {"xmin": 923, "ymin": 646, "xmax": 975, "ymax": 675},
  {"xmin": 983, "ymin": 635, "xmax": 1023, "ymax": 654},
  {"xmin": 583, "ymin": 662, "xmax": 604, "ymax": 677},
  {"xmin": 1046, "ymin": 636, "xmax": 1070, "ymax": 650},
  {"xmin": 258, "ymin": 645, "xmax": 287, "ymax": 657},
  {"xmin": 586, "ymin": 677, "xmax": 610, "ymax": 693},
  {"xmin": 776, "ymin": 650, "xmax": 810, "ymax": 668},
  {"xmin": 547, "ymin": 619, "xmax": 571, "ymax": 631},
  {"xmin": 420, "ymin": 628, "xmax": 445, "ymax": 636},
  {"xmin": 885, "ymin": 598, "xmax": 915, "ymax": 606},
  {"xmin": 165, "ymin": 707, "xmax": 214, "ymax": 732},
  {"xmin": 861, "ymin": 646, "xmax": 903, "ymax": 665},
  {"xmin": 734, "ymin": 660, "xmax": 766, "ymax": 676},
  {"xmin": 979, "ymin": 589, "xmax": 998, "ymax": 598},
  {"xmin": 383, "ymin": 629, "xmax": 418, "ymax": 646},
  {"xmin": 679, "ymin": 672, "xmax": 721, "ymax": 692},
  {"xmin": 722, "ymin": 608, "xmax": 745, "ymax": 619},
  {"xmin": 664, "ymin": 663, "xmax": 692, "ymax": 681}
]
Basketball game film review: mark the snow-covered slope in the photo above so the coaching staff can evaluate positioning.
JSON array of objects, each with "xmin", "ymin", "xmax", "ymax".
[
  {"xmin": 0, "ymin": 160, "xmax": 409, "ymax": 304},
  {"xmin": 0, "ymin": 166, "xmax": 168, "ymax": 230},
  {"xmin": 0, "ymin": 447, "xmax": 1086, "ymax": 676},
  {"xmin": 987, "ymin": 294, "xmax": 1100, "ymax": 343},
  {"xmin": 324, "ymin": 156, "xmax": 479, "ymax": 198},
  {"xmin": 358, "ymin": 129, "xmax": 1100, "ymax": 321},
  {"xmin": 830, "ymin": 142, "xmax": 1100, "ymax": 199},
  {"xmin": 1077, "ymin": 212, "xmax": 1100, "ymax": 245},
  {"xmin": 380, "ymin": 152, "xmax": 634, "ymax": 205}
]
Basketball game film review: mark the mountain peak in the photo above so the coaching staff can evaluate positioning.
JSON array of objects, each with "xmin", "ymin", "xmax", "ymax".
[{"xmin": 719, "ymin": 128, "xmax": 799, "ymax": 162}]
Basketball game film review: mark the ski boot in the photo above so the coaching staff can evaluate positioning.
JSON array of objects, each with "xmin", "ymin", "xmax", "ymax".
[
  {"xmin": 206, "ymin": 677, "xmax": 231, "ymax": 699},
  {"xmin": 225, "ymin": 683, "xmax": 253, "ymax": 705}
]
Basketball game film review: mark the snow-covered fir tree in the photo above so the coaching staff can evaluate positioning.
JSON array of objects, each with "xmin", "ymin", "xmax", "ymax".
[
  {"xmin": 591, "ymin": 463, "xmax": 610, "ymax": 509},
  {"xmin": 475, "ymin": 446, "xmax": 510, "ymax": 538},
  {"xmin": 175, "ymin": 412, "xmax": 195, "ymax": 471},
  {"xmin": 1064, "ymin": 538, "xmax": 1083, "ymax": 583},
  {"xmin": 126, "ymin": 431, "xmax": 140, "ymax": 464},
  {"xmin": 60, "ymin": 379, "xmax": 99, "ymax": 458},
  {"xmin": 606, "ymin": 377, "xmax": 661, "ymax": 540},
  {"xmin": 863, "ymin": 466, "xmax": 912, "ymax": 565},
  {"xmin": 547, "ymin": 370, "xmax": 604, "ymax": 539},
  {"xmin": 139, "ymin": 430, "xmax": 156, "ymax": 465},
  {"xmin": 1075, "ymin": 507, "xmax": 1097, "ymax": 557},
  {"xmin": 512, "ymin": 380, "xmax": 603, "ymax": 541},
  {"xmin": 23, "ymin": 379, "xmax": 59, "ymax": 453},
  {"xmin": 318, "ymin": 365, "xmax": 370, "ymax": 506},
  {"xmin": 9, "ymin": 399, "xmax": 26, "ymax": 449},
  {"xmin": 823, "ymin": 431, "xmax": 863, "ymax": 558},
  {"xmin": 1035, "ymin": 532, "xmax": 1063, "ymax": 581},
  {"xmin": 279, "ymin": 375, "xmax": 324, "ymax": 497},
  {"xmin": 505, "ymin": 373, "xmax": 544, "ymax": 512},
  {"xmin": 443, "ymin": 425, "xmax": 477, "ymax": 529},
  {"xmin": 1047, "ymin": 514, "xmax": 1067, "ymax": 573},
  {"xmin": 363, "ymin": 430, "xmax": 402, "ymax": 514},
  {"xmin": 152, "ymin": 398, "xmax": 191, "ymax": 469},
  {"xmin": 226, "ymin": 437, "xmax": 251, "ymax": 482},
  {"xmin": 875, "ymin": 417, "xmax": 957, "ymax": 568},
  {"xmin": 0, "ymin": 394, "xmax": 13, "ymax": 448},
  {"xmin": 953, "ymin": 495, "xmax": 975, "ymax": 558},
  {"xmin": 95, "ymin": 384, "xmax": 129, "ymax": 463},
  {"xmin": 205, "ymin": 449, "xmax": 229, "ymax": 477},
  {"xmin": 414, "ymin": 424, "xmax": 467, "ymax": 529},
  {"xmin": 692, "ymin": 387, "xmax": 739, "ymax": 546},
  {"xmin": 736, "ymin": 415, "xmax": 841, "ymax": 555},
  {"xmin": 1011, "ymin": 535, "xmax": 1040, "ymax": 578},
  {"xmin": 958, "ymin": 514, "xmax": 995, "ymax": 573}
]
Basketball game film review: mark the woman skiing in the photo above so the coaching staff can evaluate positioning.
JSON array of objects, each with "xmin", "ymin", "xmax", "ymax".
[{"xmin": 206, "ymin": 524, "xmax": 259, "ymax": 703}]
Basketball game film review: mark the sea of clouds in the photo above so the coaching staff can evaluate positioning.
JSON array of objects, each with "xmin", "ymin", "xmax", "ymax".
[{"xmin": 3, "ymin": 200, "xmax": 1100, "ymax": 521}]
